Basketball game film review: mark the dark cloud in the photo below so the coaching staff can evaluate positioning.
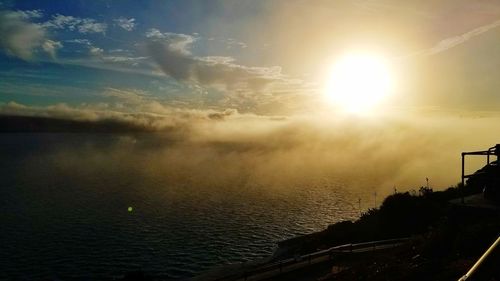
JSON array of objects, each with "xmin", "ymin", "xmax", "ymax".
[
  {"xmin": 147, "ymin": 40, "xmax": 195, "ymax": 81},
  {"xmin": 145, "ymin": 30, "xmax": 286, "ymax": 94},
  {"xmin": 0, "ymin": 115, "xmax": 158, "ymax": 133},
  {"xmin": 207, "ymin": 109, "xmax": 237, "ymax": 120},
  {"xmin": 0, "ymin": 101, "xmax": 247, "ymax": 130}
]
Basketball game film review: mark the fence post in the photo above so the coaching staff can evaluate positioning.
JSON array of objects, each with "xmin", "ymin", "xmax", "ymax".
[{"xmin": 279, "ymin": 261, "xmax": 282, "ymax": 273}]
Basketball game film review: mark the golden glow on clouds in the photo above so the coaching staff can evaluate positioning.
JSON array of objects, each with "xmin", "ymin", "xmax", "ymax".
[{"xmin": 324, "ymin": 53, "xmax": 394, "ymax": 114}]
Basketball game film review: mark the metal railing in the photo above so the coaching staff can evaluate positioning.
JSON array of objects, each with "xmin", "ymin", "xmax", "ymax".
[
  {"xmin": 210, "ymin": 237, "xmax": 410, "ymax": 281},
  {"xmin": 457, "ymin": 235, "xmax": 500, "ymax": 281}
]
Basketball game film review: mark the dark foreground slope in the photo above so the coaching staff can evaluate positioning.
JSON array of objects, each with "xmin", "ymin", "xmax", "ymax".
[
  {"xmin": 0, "ymin": 115, "xmax": 154, "ymax": 133},
  {"xmin": 313, "ymin": 204, "xmax": 499, "ymax": 281},
  {"xmin": 274, "ymin": 186, "xmax": 475, "ymax": 258},
  {"xmin": 268, "ymin": 185, "xmax": 499, "ymax": 281}
]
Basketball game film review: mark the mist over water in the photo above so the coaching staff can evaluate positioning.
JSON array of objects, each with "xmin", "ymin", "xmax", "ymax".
[
  {"xmin": 1, "ymin": 112, "xmax": 499, "ymax": 279},
  {"xmin": 0, "ymin": 133, "xmax": 366, "ymax": 280},
  {"xmin": 2, "ymin": 109, "xmax": 500, "ymax": 280}
]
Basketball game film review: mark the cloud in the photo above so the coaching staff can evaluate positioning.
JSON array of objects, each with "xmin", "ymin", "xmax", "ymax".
[
  {"xmin": 0, "ymin": 100, "xmax": 244, "ymax": 130},
  {"xmin": 65, "ymin": 38, "xmax": 92, "ymax": 45},
  {"xmin": 226, "ymin": 38, "xmax": 247, "ymax": 49},
  {"xmin": 0, "ymin": 101, "xmax": 105, "ymax": 121},
  {"xmin": 78, "ymin": 18, "xmax": 107, "ymax": 34},
  {"xmin": 143, "ymin": 29, "xmax": 311, "ymax": 113},
  {"xmin": 207, "ymin": 108, "xmax": 237, "ymax": 120},
  {"xmin": 89, "ymin": 46, "xmax": 104, "ymax": 56},
  {"xmin": 0, "ymin": 10, "xmax": 47, "ymax": 60},
  {"xmin": 44, "ymin": 14, "xmax": 107, "ymax": 34},
  {"xmin": 145, "ymin": 28, "xmax": 197, "ymax": 53},
  {"xmin": 101, "ymin": 55, "xmax": 148, "ymax": 66},
  {"xmin": 109, "ymin": 48, "xmax": 129, "ymax": 53},
  {"xmin": 83, "ymin": 43, "xmax": 148, "ymax": 66},
  {"xmin": 114, "ymin": 17, "xmax": 136, "ymax": 31},
  {"xmin": 12, "ymin": 9, "xmax": 43, "ymax": 20},
  {"xmin": 66, "ymin": 40, "xmax": 146, "ymax": 66},
  {"xmin": 3, "ymin": 101, "xmax": 500, "ymax": 194},
  {"xmin": 41, "ymin": 39, "xmax": 63, "ymax": 58},
  {"xmin": 412, "ymin": 19, "xmax": 500, "ymax": 57},
  {"xmin": 145, "ymin": 29, "xmax": 287, "ymax": 93},
  {"xmin": 102, "ymin": 87, "xmax": 149, "ymax": 104},
  {"xmin": 44, "ymin": 14, "xmax": 80, "ymax": 30},
  {"xmin": 67, "ymin": 39, "xmax": 147, "ymax": 67}
]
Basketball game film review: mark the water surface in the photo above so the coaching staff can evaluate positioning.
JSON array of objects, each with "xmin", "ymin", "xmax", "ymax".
[{"xmin": 0, "ymin": 134, "xmax": 368, "ymax": 280}]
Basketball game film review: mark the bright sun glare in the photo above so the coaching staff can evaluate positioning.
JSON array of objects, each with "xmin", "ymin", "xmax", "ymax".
[{"xmin": 325, "ymin": 53, "xmax": 394, "ymax": 114}]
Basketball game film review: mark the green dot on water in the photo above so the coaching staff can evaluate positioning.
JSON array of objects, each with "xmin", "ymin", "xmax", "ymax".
[{"xmin": 128, "ymin": 206, "xmax": 133, "ymax": 212}]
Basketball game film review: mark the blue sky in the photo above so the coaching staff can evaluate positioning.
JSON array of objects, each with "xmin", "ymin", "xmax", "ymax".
[
  {"xmin": 1, "ymin": 0, "xmax": 500, "ymax": 117},
  {"xmin": 0, "ymin": 1, "xmax": 280, "ymax": 112}
]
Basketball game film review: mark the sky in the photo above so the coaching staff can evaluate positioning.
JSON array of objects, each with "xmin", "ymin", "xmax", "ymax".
[
  {"xmin": 2, "ymin": 0, "xmax": 500, "ymax": 191},
  {"xmin": 1, "ymin": 0, "xmax": 500, "ymax": 114}
]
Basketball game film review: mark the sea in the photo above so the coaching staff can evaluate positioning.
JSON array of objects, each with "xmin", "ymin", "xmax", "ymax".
[{"xmin": 0, "ymin": 133, "xmax": 370, "ymax": 280}]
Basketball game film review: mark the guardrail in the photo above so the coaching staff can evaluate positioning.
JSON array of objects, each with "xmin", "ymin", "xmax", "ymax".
[
  {"xmin": 457, "ymin": 235, "xmax": 500, "ymax": 281},
  {"xmin": 211, "ymin": 237, "xmax": 410, "ymax": 281}
]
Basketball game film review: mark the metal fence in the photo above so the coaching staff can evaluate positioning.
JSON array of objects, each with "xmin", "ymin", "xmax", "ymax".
[{"xmin": 211, "ymin": 237, "xmax": 410, "ymax": 281}]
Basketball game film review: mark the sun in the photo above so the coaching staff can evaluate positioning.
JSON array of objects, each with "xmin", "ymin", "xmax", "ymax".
[{"xmin": 325, "ymin": 53, "xmax": 394, "ymax": 114}]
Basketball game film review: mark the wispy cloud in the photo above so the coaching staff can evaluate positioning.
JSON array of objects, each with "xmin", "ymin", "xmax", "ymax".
[
  {"xmin": 11, "ymin": 9, "xmax": 43, "ymax": 20},
  {"xmin": 101, "ymin": 55, "xmax": 148, "ymax": 66},
  {"xmin": 78, "ymin": 18, "xmax": 107, "ymax": 34},
  {"xmin": 225, "ymin": 38, "xmax": 247, "ymax": 49},
  {"xmin": 65, "ymin": 38, "xmax": 92, "ymax": 45},
  {"xmin": 42, "ymin": 39, "xmax": 63, "ymax": 58},
  {"xmin": 412, "ymin": 19, "xmax": 500, "ymax": 57},
  {"xmin": 114, "ymin": 17, "xmax": 136, "ymax": 31},
  {"xmin": 145, "ymin": 28, "xmax": 197, "ymax": 53},
  {"xmin": 89, "ymin": 46, "xmax": 104, "ymax": 56},
  {"xmin": 44, "ymin": 14, "xmax": 107, "ymax": 34},
  {"xmin": 102, "ymin": 87, "xmax": 149, "ymax": 104}
]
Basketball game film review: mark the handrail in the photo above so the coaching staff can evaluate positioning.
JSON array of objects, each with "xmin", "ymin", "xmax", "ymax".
[
  {"xmin": 210, "ymin": 237, "xmax": 410, "ymax": 281},
  {"xmin": 457, "ymin": 235, "xmax": 500, "ymax": 281}
]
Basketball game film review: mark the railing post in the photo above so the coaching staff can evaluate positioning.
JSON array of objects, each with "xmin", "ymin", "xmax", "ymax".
[
  {"xmin": 458, "ymin": 236, "xmax": 500, "ymax": 281},
  {"xmin": 461, "ymin": 153, "xmax": 465, "ymax": 204},
  {"xmin": 279, "ymin": 261, "xmax": 282, "ymax": 273}
]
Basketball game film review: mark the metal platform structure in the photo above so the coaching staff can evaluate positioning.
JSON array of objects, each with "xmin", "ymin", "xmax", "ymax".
[{"xmin": 461, "ymin": 144, "xmax": 500, "ymax": 187}]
